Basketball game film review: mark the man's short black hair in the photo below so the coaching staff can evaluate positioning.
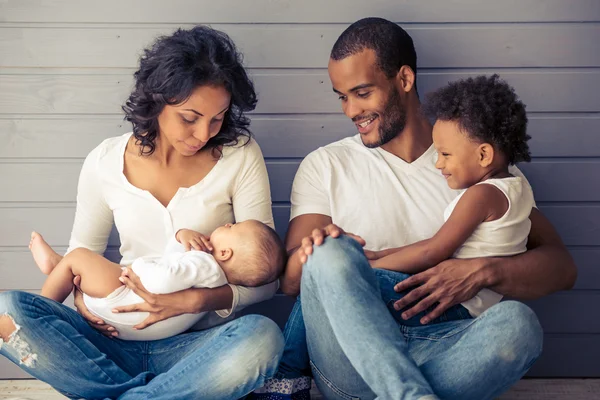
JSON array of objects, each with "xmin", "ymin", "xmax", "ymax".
[
  {"xmin": 423, "ymin": 74, "xmax": 531, "ymax": 165},
  {"xmin": 330, "ymin": 17, "xmax": 417, "ymax": 80}
]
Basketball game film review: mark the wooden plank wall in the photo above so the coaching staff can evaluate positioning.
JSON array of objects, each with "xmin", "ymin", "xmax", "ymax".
[{"xmin": 0, "ymin": 0, "xmax": 599, "ymax": 378}]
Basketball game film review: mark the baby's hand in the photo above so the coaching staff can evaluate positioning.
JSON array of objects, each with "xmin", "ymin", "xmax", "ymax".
[{"xmin": 176, "ymin": 229, "xmax": 213, "ymax": 252}]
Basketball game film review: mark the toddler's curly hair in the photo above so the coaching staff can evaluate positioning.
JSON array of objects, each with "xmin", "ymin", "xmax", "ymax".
[{"xmin": 423, "ymin": 74, "xmax": 531, "ymax": 164}]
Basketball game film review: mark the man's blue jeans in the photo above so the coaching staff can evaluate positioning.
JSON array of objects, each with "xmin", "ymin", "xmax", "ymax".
[
  {"xmin": 0, "ymin": 291, "xmax": 284, "ymax": 399},
  {"xmin": 278, "ymin": 235, "xmax": 543, "ymax": 400}
]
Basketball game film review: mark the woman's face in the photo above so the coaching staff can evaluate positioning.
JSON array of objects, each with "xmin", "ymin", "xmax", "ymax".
[{"xmin": 157, "ymin": 85, "xmax": 232, "ymax": 156}]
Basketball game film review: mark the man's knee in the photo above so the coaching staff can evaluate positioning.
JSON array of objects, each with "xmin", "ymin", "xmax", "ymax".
[
  {"xmin": 486, "ymin": 301, "xmax": 543, "ymax": 364},
  {"xmin": 303, "ymin": 235, "xmax": 367, "ymax": 283}
]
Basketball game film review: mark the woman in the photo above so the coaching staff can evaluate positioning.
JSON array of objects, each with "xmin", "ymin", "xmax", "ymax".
[{"xmin": 0, "ymin": 26, "xmax": 284, "ymax": 399}]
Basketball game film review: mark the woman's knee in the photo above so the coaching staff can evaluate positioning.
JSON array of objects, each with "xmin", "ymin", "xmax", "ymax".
[
  {"xmin": 233, "ymin": 314, "xmax": 284, "ymax": 373},
  {"xmin": 0, "ymin": 291, "xmax": 33, "ymax": 340}
]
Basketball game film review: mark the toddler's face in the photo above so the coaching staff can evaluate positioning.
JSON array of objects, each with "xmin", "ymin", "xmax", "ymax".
[{"xmin": 433, "ymin": 120, "xmax": 487, "ymax": 190}]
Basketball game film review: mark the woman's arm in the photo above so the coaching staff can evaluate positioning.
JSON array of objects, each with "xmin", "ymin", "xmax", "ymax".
[
  {"xmin": 371, "ymin": 184, "xmax": 503, "ymax": 273},
  {"xmin": 114, "ymin": 268, "xmax": 235, "ymax": 329},
  {"xmin": 67, "ymin": 145, "xmax": 120, "ymax": 335},
  {"xmin": 228, "ymin": 139, "xmax": 279, "ymax": 312},
  {"xmin": 67, "ymin": 145, "xmax": 114, "ymax": 255}
]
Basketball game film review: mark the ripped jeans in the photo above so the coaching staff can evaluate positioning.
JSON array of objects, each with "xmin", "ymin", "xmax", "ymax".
[{"xmin": 0, "ymin": 291, "xmax": 284, "ymax": 400}]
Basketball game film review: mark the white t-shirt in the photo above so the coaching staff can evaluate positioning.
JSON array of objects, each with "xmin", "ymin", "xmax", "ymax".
[
  {"xmin": 446, "ymin": 177, "xmax": 534, "ymax": 316},
  {"xmin": 290, "ymin": 134, "xmax": 532, "ymax": 315},
  {"xmin": 68, "ymin": 132, "xmax": 278, "ymax": 329}
]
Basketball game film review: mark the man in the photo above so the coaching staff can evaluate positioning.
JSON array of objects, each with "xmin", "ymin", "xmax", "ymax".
[{"xmin": 257, "ymin": 17, "xmax": 576, "ymax": 400}]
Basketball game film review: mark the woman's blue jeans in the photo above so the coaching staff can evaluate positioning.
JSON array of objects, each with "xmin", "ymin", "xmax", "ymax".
[{"xmin": 0, "ymin": 291, "xmax": 284, "ymax": 400}]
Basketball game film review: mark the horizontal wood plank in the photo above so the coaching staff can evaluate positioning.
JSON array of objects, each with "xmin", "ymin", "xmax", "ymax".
[
  {"xmin": 1, "ymin": 159, "xmax": 599, "ymax": 203},
  {"xmin": 529, "ymin": 334, "xmax": 600, "ymax": 377},
  {"xmin": 1, "ymin": 70, "xmax": 599, "ymax": 115},
  {"xmin": 525, "ymin": 293, "xmax": 600, "ymax": 334},
  {"xmin": 0, "ymin": 205, "xmax": 289, "ymax": 248},
  {"xmin": 0, "ymin": 247, "xmax": 121, "ymax": 290},
  {"xmin": 1, "ymin": 0, "xmax": 598, "ymax": 23},
  {"xmin": 2, "ymin": 24, "xmax": 599, "ymax": 69},
  {"xmin": 4, "ymin": 378, "xmax": 600, "ymax": 400},
  {"xmin": 0, "ymin": 204, "xmax": 597, "ymax": 248},
  {"xmin": 1, "ymin": 115, "xmax": 598, "ymax": 159},
  {"xmin": 0, "ymin": 203, "xmax": 596, "ymax": 248}
]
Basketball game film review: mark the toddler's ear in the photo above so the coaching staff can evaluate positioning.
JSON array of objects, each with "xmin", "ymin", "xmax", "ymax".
[
  {"xmin": 478, "ymin": 143, "xmax": 494, "ymax": 168},
  {"xmin": 215, "ymin": 248, "xmax": 233, "ymax": 262}
]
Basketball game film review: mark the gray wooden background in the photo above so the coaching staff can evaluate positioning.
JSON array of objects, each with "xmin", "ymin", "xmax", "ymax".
[{"xmin": 1, "ymin": 0, "xmax": 599, "ymax": 379}]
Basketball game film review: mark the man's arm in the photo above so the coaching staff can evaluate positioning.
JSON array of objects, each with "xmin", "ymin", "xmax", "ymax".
[
  {"xmin": 486, "ymin": 207, "xmax": 577, "ymax": 298},
  {"xmin": 280, "ymin": 213, "xmax": 333, "ymax": 296},
  {"xmin": 394, "ymin": 208, "xmax": 577, "ymax": 323}
]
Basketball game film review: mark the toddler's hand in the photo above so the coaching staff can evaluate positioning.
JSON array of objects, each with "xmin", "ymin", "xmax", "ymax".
[
  {"xmin": 176, "ymin": 229, "xmax": 213, "ymax": 252},
  {"xmin": 364, "ymin": 250, "xmax": 382, "ymax": 260}
]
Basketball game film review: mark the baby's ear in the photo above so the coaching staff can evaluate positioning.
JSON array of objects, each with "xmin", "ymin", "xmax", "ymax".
[
  {"xmin": 478, "ymin": 143, "xmax": 494, "ymax": 167},
  {"xmin": 215, "ymin": 248, "xmax": 233, "ymax": 262}
]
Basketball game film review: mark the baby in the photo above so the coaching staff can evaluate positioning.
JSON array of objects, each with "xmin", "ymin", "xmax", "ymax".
[
  {"xmin": 368, "ymin": 74, "xmax": 534, "ymax": 317},
  {"xmin": 30, "ymin": 219, "xmax": 286, "ymax": 340}
]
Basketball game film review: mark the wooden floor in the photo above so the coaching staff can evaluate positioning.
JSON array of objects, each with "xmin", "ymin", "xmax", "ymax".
[{"xmin": 0, "ymin": 379, "xmax": 599, "ymax": 399}]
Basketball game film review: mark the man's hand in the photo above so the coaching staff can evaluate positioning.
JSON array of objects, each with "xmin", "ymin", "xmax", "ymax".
[
  {"xmin": 72, "ymin": 276, "xmax": 119, "ymax": 337},
  {"xmin": 392, "ymin": 258, "xmax": 487, "ymax": 324},
  {"xmin": 112, "ymin": 267, "xmax": 192, "ymax": 330},
  {"xmin": 176, "ymin": 229, "xmax": 213, "ymax": 252},
  {"xmin": 296, "ymin": 223, "xmax": 365, "ymax": 264}
]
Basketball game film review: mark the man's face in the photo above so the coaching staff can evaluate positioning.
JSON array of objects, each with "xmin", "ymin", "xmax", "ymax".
[{"xmin": 328, "ymin": 49, "xmax": 407, "ymax": 148}]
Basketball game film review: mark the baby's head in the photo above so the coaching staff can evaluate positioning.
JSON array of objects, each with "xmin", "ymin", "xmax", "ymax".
[
  {"xmin": 209, "ymin": 220, "xmax": 286, "ymax": 287},
  {"xmin": 423, "ymin": 74, "xmax": 531, "ymax": 190}
]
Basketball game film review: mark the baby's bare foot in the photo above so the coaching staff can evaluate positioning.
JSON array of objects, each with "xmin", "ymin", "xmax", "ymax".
[{"xmin": 30, "ymin": 232, "xmax": 61, "ymax": 274}]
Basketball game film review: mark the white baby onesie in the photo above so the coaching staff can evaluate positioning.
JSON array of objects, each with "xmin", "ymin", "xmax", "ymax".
[{"xmin": 83, "ymin": 239, "xmax": 228, "ymax": 340}]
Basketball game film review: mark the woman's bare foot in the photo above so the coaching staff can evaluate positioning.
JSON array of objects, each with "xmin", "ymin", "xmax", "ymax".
[{"xmin": 29, "ymin": 232, "xmax": 62, "ymax": 274}]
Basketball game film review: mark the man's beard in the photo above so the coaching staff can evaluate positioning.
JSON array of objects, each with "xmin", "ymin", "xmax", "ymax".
[{"xmin": 363, "ymin": 87, "xmax": 407, "ymax": 149}]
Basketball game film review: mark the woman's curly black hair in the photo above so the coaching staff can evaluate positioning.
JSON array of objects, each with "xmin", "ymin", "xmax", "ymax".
[
  {"xmin": 122, "ymin": 25, "xmax": 257, "ymax": 155},
  {"xmin": 423, "ymin": 74, "xmax": 531, "ymax": 165}
]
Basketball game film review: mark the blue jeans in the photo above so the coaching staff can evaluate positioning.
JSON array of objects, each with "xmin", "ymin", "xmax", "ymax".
[
  {"xmin": 279, "ymin": 236, "xmax": 543, "ymax": 400},
  {"xmin": 0, "ymin": 291, "xmax": 284, "ymax": 400}
]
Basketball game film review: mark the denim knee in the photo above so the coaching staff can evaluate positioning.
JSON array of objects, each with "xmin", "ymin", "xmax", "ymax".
[
  {"xmin": 0, "ymin": 291, "xmax": 33, "ymax": 317},
  {"xmin": 233, "ymin": 315, "xmax": 284, "ymax": 377},
  {"xmin": 303, "ymin": 235, "xmax": 368, "ymax": 284},
  {"xmin": 486, "ymin": 301, "xmax": 543, "ymax": 367}
]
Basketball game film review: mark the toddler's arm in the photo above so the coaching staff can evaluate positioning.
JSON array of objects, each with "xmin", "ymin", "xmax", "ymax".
[{"xmin": 372, "ymin": 184, "xmax": 507, "ymax": 273}]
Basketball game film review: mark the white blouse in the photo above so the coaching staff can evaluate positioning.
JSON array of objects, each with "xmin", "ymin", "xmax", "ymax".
[{"xmin": 67, "ymin": 132, "xmax": 278, "ymax": 327}]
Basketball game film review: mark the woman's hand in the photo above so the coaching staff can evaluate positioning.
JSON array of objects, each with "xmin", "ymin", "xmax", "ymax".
[
  {"xmin": 176, "ymin": 229, "xmax": 213, "ymax": 252},
  {"xmin": 112, "ymin": 267, "xmax": 192, "ymax": 330},
  {"xmin": 72, "ymin": 276, "xmax": 119, "ymax": 337}
]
